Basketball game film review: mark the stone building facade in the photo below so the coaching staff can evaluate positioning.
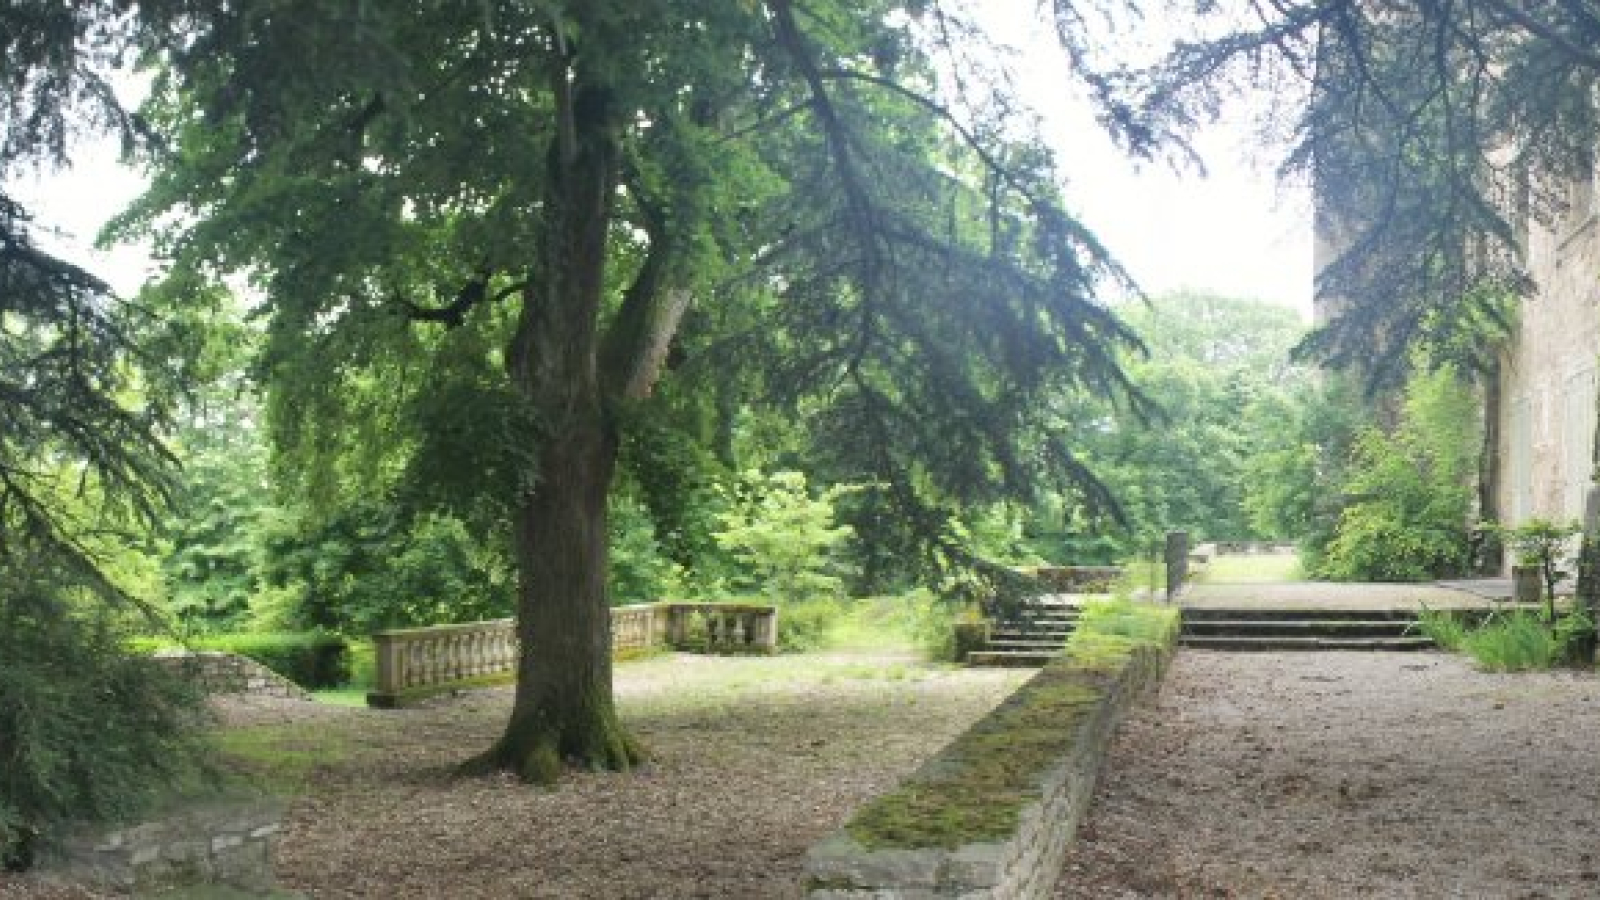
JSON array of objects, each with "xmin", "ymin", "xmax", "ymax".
[
  {"xmin": 1494, "ymin": 178, "xmax": 1600, "ymax": 529},
  {"xmin": 1314, "ymin": 172, "xmax": 1600, "ymax": 557}
]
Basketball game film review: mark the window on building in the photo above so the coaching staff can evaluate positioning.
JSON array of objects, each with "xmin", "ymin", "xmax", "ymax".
[
  {"xmin": 1509, "ymin": 394, "xmax": 1532, "ymax": 523},
  {"xmin": 1563, "ymin": 368, "xmax": 1597, "ymax": 518}
]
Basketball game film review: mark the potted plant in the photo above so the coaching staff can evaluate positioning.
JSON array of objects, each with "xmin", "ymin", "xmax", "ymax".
[{"xmin": 1499, "ymin": 518, "xmax": 1583, "ymax": 620}]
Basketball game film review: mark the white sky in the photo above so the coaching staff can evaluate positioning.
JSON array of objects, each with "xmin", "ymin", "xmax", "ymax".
[{"xmin": 7, "ymin": 6, "xmax": 1313, "ymax": 318}]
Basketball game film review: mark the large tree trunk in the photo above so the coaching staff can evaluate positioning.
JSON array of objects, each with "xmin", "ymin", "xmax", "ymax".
[
  {"xmin": 477, "ymin": 417, "xmax": 642, "ymax": 783},
  {"xmin": 465, "ymin": 74, "xmax": 644, "ymax": 783}
]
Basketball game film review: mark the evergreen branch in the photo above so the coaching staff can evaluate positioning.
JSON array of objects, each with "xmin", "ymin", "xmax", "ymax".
[{"xmin": 1481, "ymin": 0, "xmax": 1600, "ymax": 71}]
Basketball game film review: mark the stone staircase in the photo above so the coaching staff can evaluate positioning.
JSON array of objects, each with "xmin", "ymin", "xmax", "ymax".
[
  {"xmin": 1180, "ymin": 607, "xmax": 1434, "ymax": 651},
  {"xmin": 967, "ymin": 597, "xmax": 1081, "ymax": 666}
]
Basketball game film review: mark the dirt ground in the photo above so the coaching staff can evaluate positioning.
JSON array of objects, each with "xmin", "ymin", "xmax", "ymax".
[
  {"xmin": 16, "ymin": 647, "xmax": 1600, "ymax": 898},
  {"xmin": 3, "ymin": 650, "xmax": 1028, "ymax": 899},
  {"xmin": 1056, "ymin": 650, "xmax": 1600, "ymax": 899}
]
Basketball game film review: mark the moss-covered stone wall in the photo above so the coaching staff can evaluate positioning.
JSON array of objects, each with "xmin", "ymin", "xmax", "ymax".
[{"xmin": 803, "ymin": 607, "xmax": 1176, "ymax": 898}]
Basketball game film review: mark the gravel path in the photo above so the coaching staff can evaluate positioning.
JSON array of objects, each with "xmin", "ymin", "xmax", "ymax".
[
  {"xmin": 1056, "ymin": 650, "xmax": 1600, "ymax": 899},
  {"xmin": 1, "ymin": 651, "xmax": 1028, "ymax": 899}
]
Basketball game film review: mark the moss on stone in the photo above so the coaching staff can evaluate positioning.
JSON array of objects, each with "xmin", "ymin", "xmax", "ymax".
[
  {"xmin": 844, "ymin": 601, "xmax": 1176, "ymax": 850},
  {"xmin": 845, "ymin": 667, "xmax": 1104, "ymax": 848}
]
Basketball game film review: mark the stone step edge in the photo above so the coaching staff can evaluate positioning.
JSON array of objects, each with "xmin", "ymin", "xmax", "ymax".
[{"xmin": 1180, "ymin": 637, "xmax": 1435, "ymax": 651}]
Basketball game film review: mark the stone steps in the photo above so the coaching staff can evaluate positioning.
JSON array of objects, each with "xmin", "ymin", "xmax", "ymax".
[
  {"xmin": 966, "ymin": 649, "xmax": 1062, "ymax": 667},
  {"xmin": 1183, "ymin": 619, "xmax": 1415, "ymax": 638},
  {"xmin": 968, "ymin": 600, "xmax": 1082, "ymax": 668},
  {"xmin": 988, "ymin": 637, "xmax": 1072, "ymax": 650},
  {"xmin": 1181, "ymin": 635, "xmax": 1435, "ymax": 651},
  {"xmin": 1179, "ymin": 606, "xmax": 1433, "ymax": 651}
]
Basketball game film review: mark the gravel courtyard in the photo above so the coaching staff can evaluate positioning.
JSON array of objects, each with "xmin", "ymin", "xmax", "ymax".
[
  {"xmin": 1056, "ymin": 650, "xmax": 1600, "ymax": 899},
  {"xmin": 3, "ymin": 650, "xmax": 1029, "ymax": 899}
]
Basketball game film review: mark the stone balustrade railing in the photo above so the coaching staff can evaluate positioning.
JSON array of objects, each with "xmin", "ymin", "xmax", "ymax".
[{"xmin": 368, "ymin": 602, "xmax": 777, "ymax": 707}]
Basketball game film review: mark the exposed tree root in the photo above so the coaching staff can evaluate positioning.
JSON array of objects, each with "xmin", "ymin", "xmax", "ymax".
[{"xmin": 460, "ymin": 709, "xmax": 646, "ymax": 785}]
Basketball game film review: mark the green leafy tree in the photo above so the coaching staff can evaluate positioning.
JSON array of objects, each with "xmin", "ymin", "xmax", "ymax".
[
  {"xmin": 117, "ymin": 2, "xmax": 1147, "ymax": 781},
  {"xmin": 606, "ymin": 490, "xmax": 686, "ymax": 604},
  {"xmin": 1242, "ymin": 374, "xmax": 1372, "ymax": 568},
  {"xmin": 1079, "ymin": 1, "xmax": 1591, "ymax": 390},
  {"xmin": 1499, "ymin": 518, "xmax": 1582, "ymax": 619},
  {"xmin": 255, "ymin": 502, "xmax": 514, "ymax": 635},
  {"xmin": 714, "ymin": 470, "xmax": 855, "ymax": 603},
  {"xmin": 1062, "ymin": 292, "xmax": 1312, "ymax": 555}
]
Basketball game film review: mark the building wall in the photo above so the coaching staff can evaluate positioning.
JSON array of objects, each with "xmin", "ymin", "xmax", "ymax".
[{"xmin": 1497, "ymin": 177, "xmax": 1600, "ymax": 530}]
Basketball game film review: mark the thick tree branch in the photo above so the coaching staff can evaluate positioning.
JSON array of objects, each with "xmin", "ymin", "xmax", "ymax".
[
  {"xmin": 601, "ymin": 170, "xmax": 691, "ymax": 402},
  {"xmin": 398, "ymin": 272, "xmax": 525, "ymax": 327}
]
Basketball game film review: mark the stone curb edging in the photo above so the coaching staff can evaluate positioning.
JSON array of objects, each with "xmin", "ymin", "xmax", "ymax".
[
  {"xmin": 803, "ymin": 640, "xmax": 1173, "ymax": 899},
  {"xmin": 38, "ymin": 799, "xmax": 285, "ymax": 894}
]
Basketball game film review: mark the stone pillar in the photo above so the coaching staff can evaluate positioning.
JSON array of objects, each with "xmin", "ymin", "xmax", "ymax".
[
  {"xmin": 1164, "ymin": 531, "xmax": 1190, "ymax": 602},
  {"xmin": 368, "ymin": 631, "xmax": 406, "ymax": 708},
  {"xmin": 756, "ymin": 608, "xmax": 779, "ymax": 653}
]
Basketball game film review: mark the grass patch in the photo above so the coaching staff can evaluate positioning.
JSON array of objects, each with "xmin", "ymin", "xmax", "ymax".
[
  {"xmin": 1195, "ymin": 553, "xmax": 1303, "ymax": 583},
  {"xmin": 209, "ymin": 724, "xmax": 354, "ymax": 795},
  {"xmin": 1412, "ymin": 605, "xmax": 1470, "ymax": 651},
  {"xmin": 1461, "ymin": 611, "xmax": 1560, "ymax": 672},
  {"xmin": 1418, "ymin": 606, "xmax": 1594, "ymax": 672},
  {"xmin": 310, "ymin": 687, "xmax": 371, "ymax": 707},
  {"xmin": 1070, "ymin": 598, "xmax": 1180, "ymax": 648}
]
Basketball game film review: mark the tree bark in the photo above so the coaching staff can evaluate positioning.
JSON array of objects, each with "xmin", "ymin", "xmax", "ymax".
[
  {"xmin": 1475, "ymin": 359, "xmax": 1504, "ymax": 574},
  {"xmin": 463, "ymin": 70, "xmax": 644, "ymax": 783}
]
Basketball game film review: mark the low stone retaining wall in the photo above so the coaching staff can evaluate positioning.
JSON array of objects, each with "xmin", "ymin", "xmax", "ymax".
[
  {"xmin": 1017, "ymin": 566, "xmax": 1124, "ymax": 594},
  {"xmin": 151, "ymin": 650, "xmax": 310, "ymax": 699},
  {"xmin": 803, "ymin": 634, "xmax": 1173, "ymax": 898},
  {"xmin": 40, "ymin": 799, "xmax": 283, "ymax": 894},
  {"xmin": 1199, "ymin": 540, "xmax": 1297, "ymax": 556}
]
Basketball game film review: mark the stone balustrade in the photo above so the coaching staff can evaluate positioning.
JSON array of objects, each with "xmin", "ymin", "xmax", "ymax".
[{"xmin": 368, "ymin": 602, "xmax": 777, "ymax": 707}]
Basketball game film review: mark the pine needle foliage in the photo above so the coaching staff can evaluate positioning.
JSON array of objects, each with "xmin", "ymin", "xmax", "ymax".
[
  {"xmin": 1078, "ymin": 0, "xmax": 1600, "ymax": 388},
  {"xmin": 0, "ymin": 568, "xmax": 211, "ymax": 869}
]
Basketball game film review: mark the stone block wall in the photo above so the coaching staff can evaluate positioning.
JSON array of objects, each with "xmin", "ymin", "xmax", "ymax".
[
  {"xmin": 804, "ymin": 643, "xmax": 1171, "ymax": 899},
  {"xmin": 1022, "ymin": 566, "xmax": 1124, "ymax": 593},
  {"xmin": 152, "ymin": 650, "xmax": 310, "ymax": 699},
  {"xmin": 41, "ymin": 800, "xmax": 284, "ymax": 894},
  {"xmin": 1497, "ymin": 198, "xmax": 1600, "ymax": 533}
]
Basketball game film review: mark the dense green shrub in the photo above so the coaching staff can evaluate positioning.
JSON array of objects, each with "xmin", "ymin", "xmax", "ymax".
[
  {"xmin": 256, "ymin": 506, "xmax": 514, "ymax": 634},
  {"xmin": 608, "ymin": 492, "xmax": 686, "ymax": 603},
  {"xmin": 0, "ymin": 581, "xmax": 209, "ymax": 869},
  {"xmin": 776, "ymin": 599, "xmax": 846, "ymax": 652},
  {"xmin": 1317, "ymin": 368, "xmax": 1477, "ymax": 582},
  {"xmin": 190, "ymin": 631, "xmax": 350, "ymax": 689}
]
